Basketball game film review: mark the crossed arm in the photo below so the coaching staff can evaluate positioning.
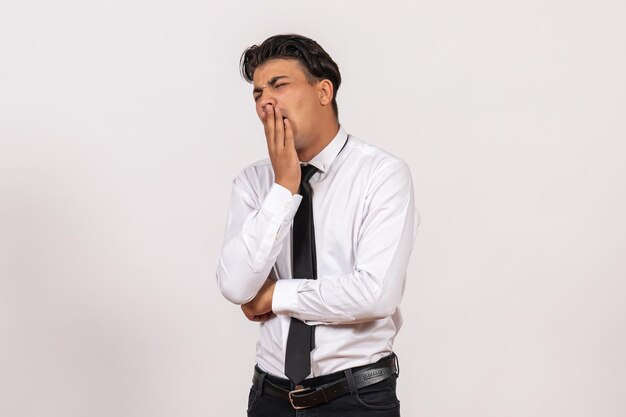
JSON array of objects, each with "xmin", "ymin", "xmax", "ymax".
[
  {"xmin": 216, "ymin": 104, "xmax": 417, "ymax": 324},
  {"xmin": 217, "ymin": 159, "xmax": 417, "ymax": 325}
]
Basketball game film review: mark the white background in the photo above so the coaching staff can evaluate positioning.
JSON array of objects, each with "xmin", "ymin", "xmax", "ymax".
[{"xmin": 1, "ymin": 1, "xmax": 625, "ymax": 416}]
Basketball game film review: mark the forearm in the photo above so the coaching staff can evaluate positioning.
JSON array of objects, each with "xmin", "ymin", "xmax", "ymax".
[
  {"xmin": 217, "ymin": 182, "xmax": 301, "ymax": 305},
  {"xmin": 272, "ymin": 270, "xmax": 401, "ymax": 325},
  {"xmin": 217, "ymin": 234, "xmax": 280, "ymax": 305},
  {"xmin": 273, "ymin": 198, "xmax": 417, "ymax": 324}
]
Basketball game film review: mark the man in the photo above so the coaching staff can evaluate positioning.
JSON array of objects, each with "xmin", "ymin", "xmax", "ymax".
[{"xmin": 216, "ymin": 34, "xmax": 418, "ymax": 416}]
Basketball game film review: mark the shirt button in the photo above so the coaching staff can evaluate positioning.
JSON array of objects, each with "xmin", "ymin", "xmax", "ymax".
[{"xmin": 284, "ymin": 202, "xmax": 290, "ymax": 208}]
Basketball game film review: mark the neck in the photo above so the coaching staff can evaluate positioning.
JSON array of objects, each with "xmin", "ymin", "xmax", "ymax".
[{"xmin": 297, "ymin": 120, "xmax": 340, "ymax": 162}]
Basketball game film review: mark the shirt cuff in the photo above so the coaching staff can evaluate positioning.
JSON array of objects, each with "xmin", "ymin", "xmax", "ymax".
[
  {"xmin": 272, "ymin": 279, "xmax": 303, "ymax": 317},
  {"xmin": 262, "ymin": 183, "xmax": 302, "ymax": 217},
  {"xmin": 261, "ymin": 183, "xmax": 302, "ymax": 214}
]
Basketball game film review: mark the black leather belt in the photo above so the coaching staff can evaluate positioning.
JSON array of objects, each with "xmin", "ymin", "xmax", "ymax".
[{"xmin": 252, "ymin": 356, "xmax": 398, "ymax": 410}]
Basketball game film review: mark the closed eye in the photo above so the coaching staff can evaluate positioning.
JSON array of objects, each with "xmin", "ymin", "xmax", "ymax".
[{"xmin": 252, "ymin": 81, "xmax": 289, "ymax": 101}]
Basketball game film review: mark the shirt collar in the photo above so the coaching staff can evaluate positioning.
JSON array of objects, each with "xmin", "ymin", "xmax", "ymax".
[{"xmin": 303, "ymin": 125, "xmax": 348, "ymax": 174}]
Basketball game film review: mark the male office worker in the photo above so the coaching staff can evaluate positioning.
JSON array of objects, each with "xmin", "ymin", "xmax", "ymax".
[{"xmin": 216, "ymin": 34, "xmax": 418, "ymax": 416}]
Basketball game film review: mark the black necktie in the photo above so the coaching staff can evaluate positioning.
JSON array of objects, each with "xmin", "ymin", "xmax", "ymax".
[{"xmin": 284, "ymin": 164, "xmax": 319, "ymax": 385}]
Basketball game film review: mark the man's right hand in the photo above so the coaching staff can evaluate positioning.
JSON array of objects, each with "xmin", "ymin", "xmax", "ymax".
[{"xmin": 262, "ymin": 104, "xmax": 300, "ymax": 194}]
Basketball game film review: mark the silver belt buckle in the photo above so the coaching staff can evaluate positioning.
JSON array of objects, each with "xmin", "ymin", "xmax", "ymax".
[{"xmin": 288, "ymin": 385, "xmax": 313, "ymax": 410}]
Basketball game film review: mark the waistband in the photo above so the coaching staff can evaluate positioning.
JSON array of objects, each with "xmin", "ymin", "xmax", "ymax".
[
  {"xmin": 251, "ymin": 353, "xmax": 399, "ymax": 410},
  {"xmin": 254, "ymin": 353, "xmax": 398, "ymax": 390}
]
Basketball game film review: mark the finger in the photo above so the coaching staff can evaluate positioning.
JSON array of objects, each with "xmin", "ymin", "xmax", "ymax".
[
  {"xmin": 242, "ymin": 304, "xmax": 256, "ymax": 318},
  {"xmin": 257, "ymin": 312, "xmax": 274, "ymax": 322},
  {"xmin": 274, "ymin": 107, "xmax": 285, "ymax": 149},
  {"xmin": 260, "ymin": 106, "xmax": 267, "ymax": 126},
  {"xmin": 284, "ymin": 118, "xmax": 295, "ymax": 151},
  {"xmin": 264, "ymin": 105, "xmax": 275, "ymax": 151}
]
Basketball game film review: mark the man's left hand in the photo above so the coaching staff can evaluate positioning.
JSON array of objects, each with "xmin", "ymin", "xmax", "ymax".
[{"xmin": 241, "ymin": 279, "xmax": 276, "ymax": 322}]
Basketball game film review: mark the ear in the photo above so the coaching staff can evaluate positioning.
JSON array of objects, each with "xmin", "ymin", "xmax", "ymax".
[{"xmin": 317, "ymin": 79, "xmax": 334, "ymax": 107}]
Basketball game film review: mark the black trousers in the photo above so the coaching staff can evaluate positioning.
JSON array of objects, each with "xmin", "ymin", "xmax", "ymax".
[{"xmin": 247, "ymin": 355, "xmax": 401, "ymax": 417}]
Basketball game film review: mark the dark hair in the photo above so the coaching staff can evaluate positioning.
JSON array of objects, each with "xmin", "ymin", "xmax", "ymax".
[{"xmin": 240, "ymin": 34, "xmax": 342, "ymax": 119}]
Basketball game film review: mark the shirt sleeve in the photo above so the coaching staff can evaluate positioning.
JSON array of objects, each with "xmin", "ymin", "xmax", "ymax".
[
  {"xmin": 272, "ymin": 160, "xmax": 419, "ymax": 325},
  {"xmin": 216, "ymin": 173, "xmax": 302, "ymax": 305}
]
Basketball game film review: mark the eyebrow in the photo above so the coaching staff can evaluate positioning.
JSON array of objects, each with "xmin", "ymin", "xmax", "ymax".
[{"xmin": 253, "ymin": 75, "xmax": 289, "ymax": 94}]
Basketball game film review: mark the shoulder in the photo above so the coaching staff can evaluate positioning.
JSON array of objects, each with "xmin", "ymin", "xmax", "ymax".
[
  {"xmin": 231, "ymin": 158, "xmax": 274, "ymax": 199},
  {"xmin": 347, "ymin": 136, "xmax": 412, "ymax": 181},
  {"xmin": 344, "ymin": 137, "xmax": 414, "ymax": 212},
  {"xmin": 234, "ymin": 158, "xmax": 273, "ymax": 183}
]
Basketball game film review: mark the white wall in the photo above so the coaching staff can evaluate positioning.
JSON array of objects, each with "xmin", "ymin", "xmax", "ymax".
[{"xmin": 1, "ymin": 1, "xmax": 625, "ymax": 416}]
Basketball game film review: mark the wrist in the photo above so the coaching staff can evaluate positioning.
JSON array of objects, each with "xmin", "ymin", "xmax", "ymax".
[{"xmin": 276, "ymin": 179, "xmax": 299, "ymax": 195}]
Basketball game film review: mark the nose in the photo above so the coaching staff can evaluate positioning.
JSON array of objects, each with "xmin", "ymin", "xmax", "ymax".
[{"xmin": 257, "ymin": 88, "xmax": 277, "ymax": 109}]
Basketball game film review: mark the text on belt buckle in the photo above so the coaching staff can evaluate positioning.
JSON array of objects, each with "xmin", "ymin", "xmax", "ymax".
[{"xmin": 288, "ymin": 385, "xmax": 313, "ymax": 410}]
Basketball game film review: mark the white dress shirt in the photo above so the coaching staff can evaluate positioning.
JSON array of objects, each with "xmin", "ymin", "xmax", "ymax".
[{"xmin": 217, "ymin": 126, "xmax": 419, "ymax": 378}]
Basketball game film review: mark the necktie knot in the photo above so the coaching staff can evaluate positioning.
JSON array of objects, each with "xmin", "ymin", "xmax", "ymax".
[{"xmin": 300, "ymin": 164, "xmax": 318, "ymax": 183}]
